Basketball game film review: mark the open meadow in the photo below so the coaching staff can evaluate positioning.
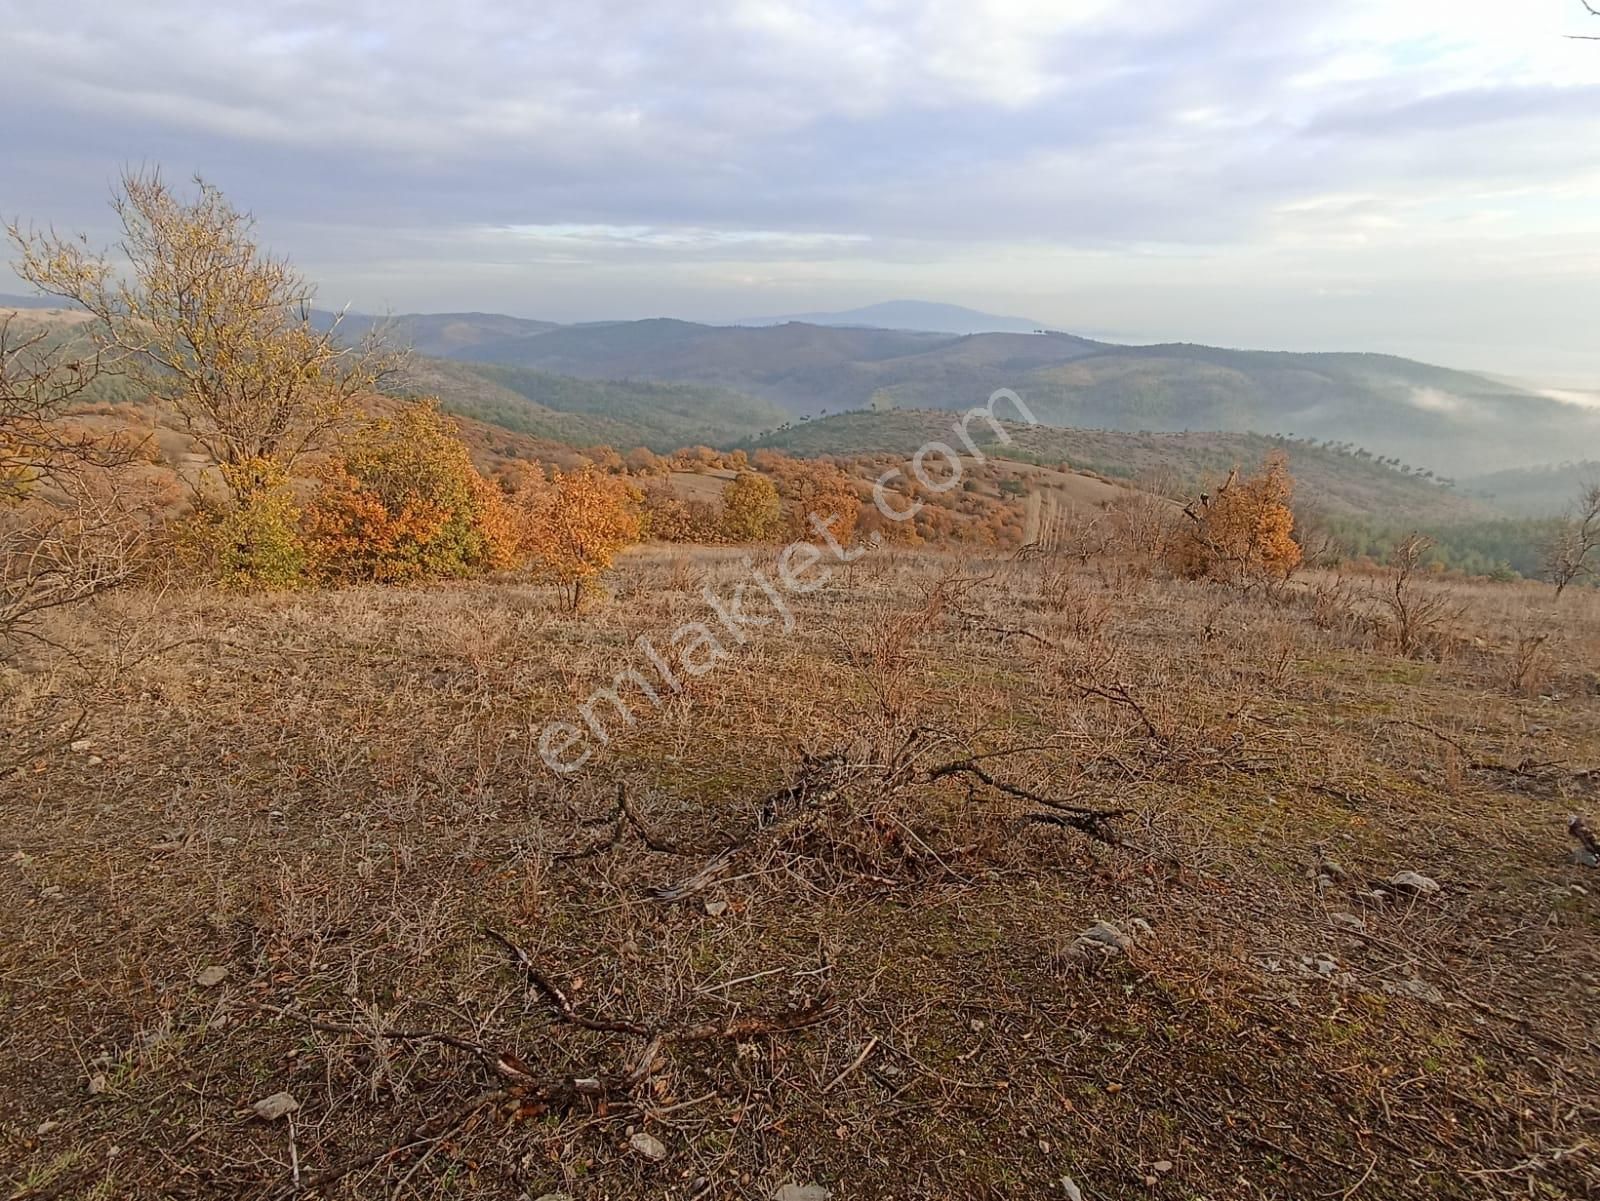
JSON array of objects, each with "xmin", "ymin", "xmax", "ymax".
[{"xmin": 4, "ymin": 544, "xmax": 1598, "ymax": 1199}]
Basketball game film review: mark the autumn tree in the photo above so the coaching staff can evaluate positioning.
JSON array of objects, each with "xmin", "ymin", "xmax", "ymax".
[
  {"xmin": 307, "ymin": 400, "xmax": 519, "ymax": 584},
  {"xmin": 623, "ymin": 447, "xmax": 668, "ymax": 477},
  {"xmin": 720, "ymin": 470, "xmax": 783, "ymax": 542},
  {"xmin": 1169, "ymin": 452, "xmax": 1302, "ymax": 590},
  {"xmin": 519, "ymin": 464, "xmax": 641, "ymax": 610},
  {"xmin": 1543, "ymin": 480, "xmax": 1600, "ymax": 596},
  {"xmin": 637, "ymin": 482, "xmax": 696, "ymax": 542},
  {"xmin": 10, "ymin": 169, "xmax": 397, "ymax": 500},
  {"xmin": 774, "ymin": 459, "xmax": 860, "ymax": 545}
]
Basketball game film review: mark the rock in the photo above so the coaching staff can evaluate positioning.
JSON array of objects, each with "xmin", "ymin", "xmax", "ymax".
[
  {"xmin": 36, "ymin": 1120, "xmax": 59, "ymax": 1135},
  {"xmin": 194, "ymin": 965, "xmax": 230, "ymax": 987},
  {"xmin": 87, "ymin": 755, "xmax": 103, "ymax": 767},
  {"xmin": 252, "ymin": 1092, "xmax": 299, "ymax": 1121},
  {"xmin": 628, "ymin": 1131, "xmax": 667, "ymax": 1162},
  {"xmin": 40, "ymin": 885, "xmax": 65, "ymax": 902},
  {"xmin": 1329, "ymin": 912, "xmax": 1367, "ymax": 934},
  {"xmin": 774, "ymin": 1186, "xmax": 832, "ymax": 1201},
  {"xmin": 1312, "ymin": 954, "xmax": 1338, "ymax": 976},
  {"xmin": 530, "ymin": 1194, "xmax": 573, "ymax": 1201},
  {"xmin": 704, "ymin": 899, "xmax": 728, "ymax": 917},
  {"xmin": 87, "ymin": 1073, "xmax": 108, "ymax": 1095},
  {"xmin": 1382, "ymin": 976, "xmax": 1445, "ymax": 1004},
  {"xmin": 1067, "ymin": 919, "xmax": 1136, "ymax": 961},
  {"xmin": 70, "ymin": 739, "xmax": 93, "ymax": 753},
  {"xmin": 1060, "ymin": 1176, "xmax": 1084, "ymax": 1201},
  {"xmin": 1388, "ymin": 871, "xmax": 1440, "ymax": 895},
  {"xmin": 1153, "ymin": 1160, "xmax": 1174, "ymax": 1174}
]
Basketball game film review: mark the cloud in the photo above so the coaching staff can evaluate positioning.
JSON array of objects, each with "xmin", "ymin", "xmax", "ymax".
[
  {"xmin": 2, "ymin": 0, "xmax": 1599, "ymax": 377},
  {"xmin": 1408, "ymin": 387, "xmax": 1469, "ymax": 415}
]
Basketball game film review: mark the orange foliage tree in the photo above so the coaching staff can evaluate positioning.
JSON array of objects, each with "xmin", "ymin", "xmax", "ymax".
[
  {"xmin": 307, "ymin": 400, "xmax": 519, "ymax": 584},
  {"xmin": 1169, "ymin": 452, "xmax": 1302, "ymax": 589},
  {"xmin": 754, "ymin": 454, "xmax": 861, "ymax": 545},
  {"xmin": 519, "ymin": 464, "xmax": 641, "ymax": 609}
]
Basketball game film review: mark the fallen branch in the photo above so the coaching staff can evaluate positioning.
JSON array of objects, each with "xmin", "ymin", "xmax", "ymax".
[
  {"xmin": 924, "ymin": 757, "xmax": 1129, "ymax": 847},
  {"xmin": 484, "ymin": 928, "xmax": 650, "ymax": 1036},
  {"xmin": 484, "ymin": 929, "xmax": 837, "ymax": 1046}
]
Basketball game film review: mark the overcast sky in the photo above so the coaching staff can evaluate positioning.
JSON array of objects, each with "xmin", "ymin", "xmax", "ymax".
[{"xmin": 4, "ymin": 1, "xmax": 1599, "ymax": 381}]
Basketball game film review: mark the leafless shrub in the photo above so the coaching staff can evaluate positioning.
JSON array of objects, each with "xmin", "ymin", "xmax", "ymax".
[
  {"xmin": 1, "ymin": 315, "xmax": 153, "ymax": 654},
  {"xmin": 1381, "ymin": 534, "xmax": 1466, "ymax": 659},
  {"xmin": 1507, "ymin": 630, "xmax": 1553, "ymax": 696}
]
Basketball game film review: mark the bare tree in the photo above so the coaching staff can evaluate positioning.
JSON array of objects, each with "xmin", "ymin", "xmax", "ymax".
[
  {"xmin": 1543, "ymin": 480, "xmax": 1600, "ymax": 597},
  {"xmin": 9, "ymin": 169, "xmax": 399, "ymax": 499},
  {"xmin": 0, "ymin": 314, "xmax": 136, "ymax": 498},
  {"xmin": 1, "ymin": 313, "xmax": 149, "ymax": 652}
]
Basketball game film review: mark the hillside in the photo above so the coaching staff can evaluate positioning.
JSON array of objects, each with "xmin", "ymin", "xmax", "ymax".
[
  {"xmin": 29, "ymin": 297, "xmax": 1592, "ymax": 478},
  {"xmin": 428, "ymin": 318, "xmax": 1599, "ymax": 476},
  {"xmin": 308, "ymin": 309, "xmax": 560, "ymax": 358},
  {"xmin": 746, "ymin": 410, "xmax": 1491, "ymax": 526},
  {"xmin": 408, "ymin": 357, "xmax": 788, "ymax": 451},
  {"xmin": 1460, "ymin": 461, "xmax": 1600, "ymax": 517},
  {"xmin": 9, "ymin": 547, "xmax": 1600, "ymax": 1199}
]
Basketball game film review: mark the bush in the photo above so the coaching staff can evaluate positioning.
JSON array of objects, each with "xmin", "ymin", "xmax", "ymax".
[
  {"xmin": 720, "ymin": 471, "xmax": 783, "ymax": 542},
  {"xmin": 307, "ymin": 400, "xmax": 519, "ymax": 584},
  {"xmin": 179, "ymin": 459, "xmax": 308, "ymax": 590},
  {"xmin": 1169, "ymin": 452, "xmax": 1302, "ymax": 589}
]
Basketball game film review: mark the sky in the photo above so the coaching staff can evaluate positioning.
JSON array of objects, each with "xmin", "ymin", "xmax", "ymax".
[{"xmin": 4, "ymin": 0, "xmax": 1600, "ymax": 382}]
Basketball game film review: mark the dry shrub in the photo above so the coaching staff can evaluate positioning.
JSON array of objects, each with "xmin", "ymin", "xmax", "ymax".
[
  {"xmin": 1382, "ymin": 534, "xmax": 1467, "ymax": 659},
  {"xmin": 2, "ymin": 473, "xmax": 158, "ymax": 649},
  {"xmin": 1507, "ymin": 630, "xmax": 1553, "ymax": 696}
]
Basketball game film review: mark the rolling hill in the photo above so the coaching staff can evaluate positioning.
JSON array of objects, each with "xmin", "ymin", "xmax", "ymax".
[
  {"xmin": 315, "ymin": 310, "xmax": 560, "ymax": 358},
  {"xmin": 406, "ymin": 357, "xmax": 788, "ymax": 451},
  {"xmin": 431, "ymin": 318, "xmax": 1597, "ymax": 477},
  {"xmin": 745, "ymin": 409, "xmax": 1493, "ymax": 525},
  {"xmin": 1458, "ymin": 461, "xmax": 1600, "ymax": 517}
]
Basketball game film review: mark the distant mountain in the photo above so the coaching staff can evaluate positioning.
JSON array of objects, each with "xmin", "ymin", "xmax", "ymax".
[
  {"xmin": 440, "ymin": 318, "xmax": 1597, "ymax": 475},
  {"xmin": 16, "ymin": 296, "xmax": 1596, "ymax": 478},
  {"xmin": 0, "ymin": 292, "xmax": 75, "ymax": 310},
  {"xmin": 733, "ymin": 300, "xmax": 1046, "ymax": 336},
  {"xmin": 315, "ymin": 310, "xmax": 560, "ymax": 359}
]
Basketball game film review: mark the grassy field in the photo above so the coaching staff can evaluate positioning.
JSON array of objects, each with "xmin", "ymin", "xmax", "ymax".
[{"xmin": 3, "ymin": 547, "xmax": 1598, "ymax": 1199}]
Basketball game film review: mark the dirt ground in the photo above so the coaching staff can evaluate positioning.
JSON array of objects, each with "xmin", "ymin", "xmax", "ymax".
[{"xmin": 3, "ymin": 546, "xmax": 1598, "ymax": 1199}]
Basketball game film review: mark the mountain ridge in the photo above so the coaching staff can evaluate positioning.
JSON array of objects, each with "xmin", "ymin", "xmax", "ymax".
[{"xmin": 730, "ymin": 299, "xmax": 1046, "ymax": 335}]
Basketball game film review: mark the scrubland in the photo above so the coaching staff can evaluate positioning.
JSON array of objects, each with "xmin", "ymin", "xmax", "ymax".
[{"xmin": 4, "ymin": 545, "xmax": 1598, "ymax": 1200}]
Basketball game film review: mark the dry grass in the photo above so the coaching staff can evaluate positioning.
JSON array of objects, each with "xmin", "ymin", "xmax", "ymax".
[{"xmin": 2, "ymin": 547, "xmax": 1598, "ymax": 1199}]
